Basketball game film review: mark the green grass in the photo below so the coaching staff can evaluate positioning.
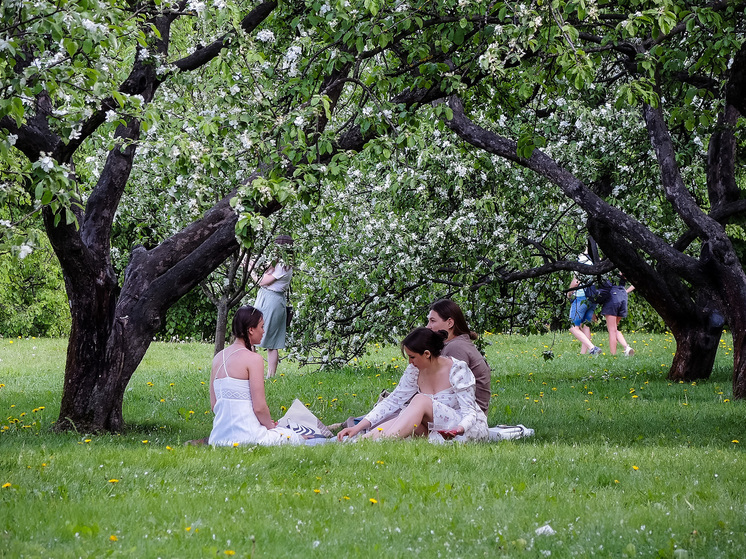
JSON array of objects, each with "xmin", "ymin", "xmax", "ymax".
[{"xmin": 1, "ymin": 331, "xmax": 744, "ymax": 558}]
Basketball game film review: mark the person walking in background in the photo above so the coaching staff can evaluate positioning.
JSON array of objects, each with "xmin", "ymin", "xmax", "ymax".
[
  {"xmin": 254, "ymin": 234, "xmax": 294, "ymax": 378},
  {"xmin": 567, "ymin": 256, "xmax": 602, "ymax": 355},
  {"xmin": 426, "ymin": 299, "xmax": 491, "ymax": 415},
  {"xmin": 602, "ymin": 274, "xmax": 635, "ymax": 356}
]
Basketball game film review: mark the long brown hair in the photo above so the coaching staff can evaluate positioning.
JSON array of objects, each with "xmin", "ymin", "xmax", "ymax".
[
  {"xmin": 429, "ymin": 299, "xmax": 478, "ymax": 340},
  {"xmin": 232, "ymin": 305, "xmax": 263, "ymax": 345},
  {"xmin": 401, "ymin": 327, "xmax": 447, "ymax": 357}
]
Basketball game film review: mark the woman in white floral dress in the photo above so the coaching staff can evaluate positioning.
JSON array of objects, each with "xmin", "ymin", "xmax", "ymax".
[{"xmin": 336, "ymin": 328, "xmax": 489, "ymax": 442}]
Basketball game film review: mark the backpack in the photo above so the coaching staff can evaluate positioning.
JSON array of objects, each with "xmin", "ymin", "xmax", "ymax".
[{"xmin": 585, "ymin": 282, "xmax": 611, "ymax": 305}]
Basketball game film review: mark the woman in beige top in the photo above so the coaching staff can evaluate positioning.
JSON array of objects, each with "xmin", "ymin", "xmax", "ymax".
[{"xmin": 426, "ymin": 299, "xmax": 491, "ymax": 415}]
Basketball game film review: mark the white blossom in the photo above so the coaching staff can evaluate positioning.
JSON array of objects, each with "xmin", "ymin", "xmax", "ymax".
[
  {"xmin": 39, "ymin": 155, "xmax": 54, "ymax": 172},
  {"xmin": 18, "ymin": 244, "xmax": 33, "ymax": 259},
  {"xmin": 187, "ymin": 0, "xmax": 206, "ymax": 15},
  {"xmin": 256, "ymin": 29, "xmax": 275, "ymax": 43}
]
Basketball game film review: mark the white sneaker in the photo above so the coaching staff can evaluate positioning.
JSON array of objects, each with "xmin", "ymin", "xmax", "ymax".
[
  {"xmin": 589, "ymin": 346, "xmax": 602, "ymax": 356},
  {"xmin": 624, "ymin": 346, "xmax": 634, "ymax": 356}
]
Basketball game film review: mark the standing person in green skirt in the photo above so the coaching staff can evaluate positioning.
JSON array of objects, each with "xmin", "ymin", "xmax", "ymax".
[{"xmin": 254, "ymin": 234, "xmax": 294, "ymax": 378}]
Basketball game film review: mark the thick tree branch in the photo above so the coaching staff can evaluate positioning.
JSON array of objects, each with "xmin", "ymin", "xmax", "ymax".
[{"xmin": 444, "ymin": 95, "xmax": 702, "ymax": 281}]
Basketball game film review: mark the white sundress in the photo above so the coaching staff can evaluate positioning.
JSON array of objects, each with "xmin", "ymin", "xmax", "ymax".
[
  {"xmin": 208, "ymin": 348, "xmax": 304, "ymax": 446},
  {"xmin": 363, "ymin": 358, "xmax": 489, "ymax": 441}
]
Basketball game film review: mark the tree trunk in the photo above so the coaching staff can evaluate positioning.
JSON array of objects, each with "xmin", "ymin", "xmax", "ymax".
[
  {"xmin": 666, "ymin": 321, "xmax": 722, "ymax": 382},
  {"xmin": 51, "ymin": 189, "xmax": 242, "ymax": 432},
  {"xmin": 213, "ymin": 296, "xmax": 230, "ymax": 355},
  {"xmin": 732, "ymin": 329, "xmax": 746, "ymax": 399}
]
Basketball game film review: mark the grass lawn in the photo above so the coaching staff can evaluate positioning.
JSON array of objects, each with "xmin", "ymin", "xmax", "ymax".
[{"xmin": 1, "ymin": 330, "xmax": 744, "ymax": 558}]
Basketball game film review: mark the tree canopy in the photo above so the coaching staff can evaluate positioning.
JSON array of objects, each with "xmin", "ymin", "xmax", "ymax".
[{"xmin": 1, "ymin": 0, "xmax": 745, "ymax": 431}]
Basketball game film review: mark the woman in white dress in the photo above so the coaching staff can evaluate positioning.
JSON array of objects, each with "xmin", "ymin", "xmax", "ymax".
[
  {"xmin": 208, "ymin": 305, "xmax": 304, "ymax": 446},
  {"xmin": 336, "ymin": 328, "xmax": 489, "ymax": 442}
]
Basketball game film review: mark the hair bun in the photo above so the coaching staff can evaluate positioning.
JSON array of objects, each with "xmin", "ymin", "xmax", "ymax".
[{"xmin": 436, "ymin": 329, "xmax": 449, "ymax": 340}]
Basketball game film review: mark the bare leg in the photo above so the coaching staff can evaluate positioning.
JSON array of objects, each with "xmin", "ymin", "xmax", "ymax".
[
  {"xmin": 266, "ymin": 349, "xmax": 279, "ymax": 378},
  {"xmin": 615, "ymin": 317, "xmax": 630, "ymax": 351},
  {"xmin": 605, "ymin": 315, "xmax": 619, "ymax": 354},
  {"xmin": 375, "ymin": 394, "xmax": 433, "ymax": 439},
  {"xmin": 361, "ymin": 417, "xmax": 398, "ymax": 440},
  {"xmin": 570, "ymin": 325, "xmax": 594, "ymax": 353}
]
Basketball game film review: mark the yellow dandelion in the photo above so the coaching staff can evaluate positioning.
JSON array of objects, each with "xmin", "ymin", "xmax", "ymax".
[
  {"xmin": 2, "ymin": 483, "xmax": 11, "ymax": 488},
  {"xmin": 84, "ymin": 439, "xmax": 91, "ymax": 443},
  {"xmin": 185, "ymin": 527, "xmax": 192, "ymax": 531},
  {"xmin": 369, "ymin": 498, "xmax": 378, "ymax": 504},
  {"xmin": 314, "ymin": 489, "xmax": 321, "ymax": 493},
  {"xmin": 108, "ymin": 479, "xmax": 119, "ymax": 483},
  {"xmin": 343, "ymin": 496, "xmax": 350, "ymax": 500},
  {"xmin": 166, "ymin": 446, "xmax": 173, "ymax": 450},
  {"xmin": 632, "ymin": 465, "xmax": 639, "ymax": 471},
  {"xmin": 614, "ymin": 480, "xmax": 619, "ymax": 484},
  {"xmin": 233, "ymin": 442, "xmax": 239, "ymax": 447},
  {"xmin": 732, "ymin": 440, "xmax": 739, "ymax": 444},
  {"xmin": 224, "ymin": 551, "xmax": 235, "ymax": 556},
  {"xmin": 109, "ymin": 535, "xmax": 118, "ymax": 541},
  {"xmin": 142, "ymin": 440, "xmax": 148, "ymax": 444}
]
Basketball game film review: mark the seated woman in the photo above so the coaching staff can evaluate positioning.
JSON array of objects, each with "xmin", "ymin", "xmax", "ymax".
[
  {"xmin": 427, "ymin": 299, "xmax": 491, "ymax": 415},
  {"xmin": 336, "ymin": 328, "xmax": 489, "ymax": 442},
  {"xmin": 208, "ymin": 305, "xmax": 305, "ymax": 446}
]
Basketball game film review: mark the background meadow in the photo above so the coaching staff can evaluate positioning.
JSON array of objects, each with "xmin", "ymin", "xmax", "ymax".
[{"xmin": 1, "ymin": 331, "xmax": 744, "ymax": 558}]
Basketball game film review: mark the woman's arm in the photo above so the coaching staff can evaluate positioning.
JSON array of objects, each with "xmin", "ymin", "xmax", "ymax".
[
  {"xmin": 209, "ymin": 357, "xmax": 219, "ymax": 412},
  {"xmin": 337, "ymin": 419, "xmax": 371, "ymax": 440},
  {"xmin": 247, "ymin": 353, "xmax": 276, "ymax": 429},
  {"xmin": 568, "ymin": 276, "xmax": 579, "ymax": 299},
  {"xmin": 259, "ymin": 267, "xmax": 277, "ymax": 287},
  {"xmin": 449, "ymin": 360, "xmax": 482, "ymax": 435}
]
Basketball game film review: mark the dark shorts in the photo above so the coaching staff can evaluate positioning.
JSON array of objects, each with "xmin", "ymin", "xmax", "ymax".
[{"xmin": 601, "ymin": 287, "xmax": 628, "ymax": 318}]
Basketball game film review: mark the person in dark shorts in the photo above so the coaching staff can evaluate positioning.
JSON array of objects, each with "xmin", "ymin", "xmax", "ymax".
[{"xmin": 601, "ymin": 276, "xmax": 635, "ymax": 356}]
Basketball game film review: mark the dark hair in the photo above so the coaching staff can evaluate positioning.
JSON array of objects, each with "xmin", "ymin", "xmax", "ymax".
[
  {"xmin": 401, "ymin": 327, "xmax": 447, "ymax": 358},
  {"xmin": 429, "ymin": 299, "xmax": 478, "ymax": 340},
  {"xmin": 232, "ymin": 305, "xmax": 263, "ymax": 343}
]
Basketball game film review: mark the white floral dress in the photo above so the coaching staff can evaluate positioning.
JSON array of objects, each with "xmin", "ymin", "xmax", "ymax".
[{"xmin": 363, "ymin": 358, "xmax": 489, "ymax": 441}]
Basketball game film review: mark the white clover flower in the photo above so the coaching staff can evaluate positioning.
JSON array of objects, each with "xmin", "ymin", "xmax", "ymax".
[{"xmin": 256, "ymin": 29, "xmax": 275, "ymax": 43}]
